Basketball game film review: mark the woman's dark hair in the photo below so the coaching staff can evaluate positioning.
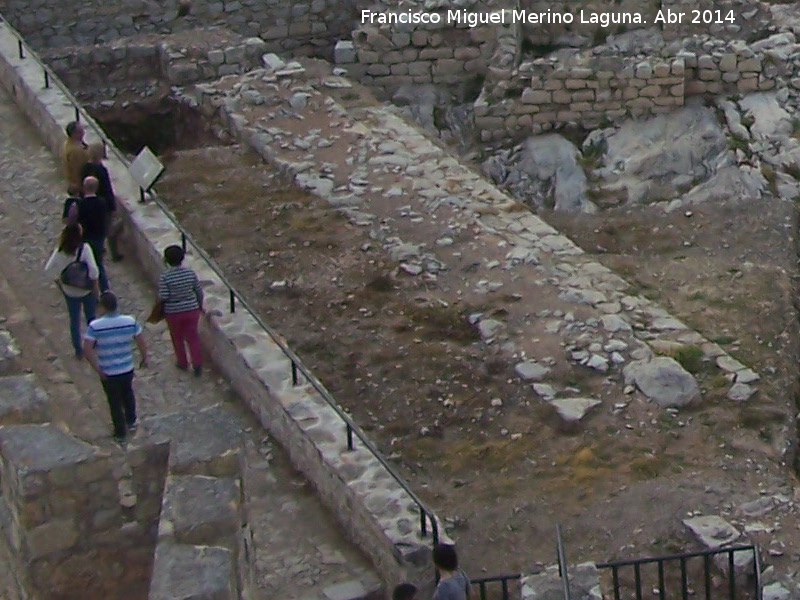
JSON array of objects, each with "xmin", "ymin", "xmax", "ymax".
[
  {"xmin": 58, "ymin": 223, "xmax": 83, "ymax": 255},
  {"xmin": 433, "ymin": 543, "xmax": 459, "ymax": 571},
  {"xmin": 164, "ymin": 245, "xmax": 185, "ymax": 266},
  {"xmin": 393, "ymin": 583, "xmax": 417, "ymax": 600}
]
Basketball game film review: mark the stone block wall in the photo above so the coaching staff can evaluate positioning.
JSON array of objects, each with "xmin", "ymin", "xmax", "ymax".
[
  {"xmin": 151, "ymin": 474, "xmax": 254, "ymax": 599},
  {"xmin": 0, "ymin": 423, "xmax": 169, "ymax": 599},
  {"xmin": 0, "ymin": 0, "xmax": 358, "ymax": 57},
  {"xmin": 679, "ymin": 45, "xmax": 774, "ymax": 95},
  {"xmin": 474, "ymin": 55, "xmax": 685, "ymax": 142},
  {"xmin": 41, "ymin": 30, "xmax": 267, "ymax": 94},
  {"xmin": 337, "ymin": 14, "xmax": 498, "ymax": 99}
]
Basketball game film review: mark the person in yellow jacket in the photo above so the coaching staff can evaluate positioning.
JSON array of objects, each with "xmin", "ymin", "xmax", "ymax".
[{"xmin": 61, "ymin": 121, "xmax": 88, "ymax": 189}]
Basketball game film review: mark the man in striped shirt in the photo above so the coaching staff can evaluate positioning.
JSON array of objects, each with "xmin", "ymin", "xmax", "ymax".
[{"xmin": 83, "ymin": 292, "xmax": 148, "ymax": 442}]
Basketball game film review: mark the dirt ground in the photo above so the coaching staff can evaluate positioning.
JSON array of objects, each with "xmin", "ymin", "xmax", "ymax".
[{"xmin": 153, "ymin": 132, "xmax": 800, "ymax": 589}]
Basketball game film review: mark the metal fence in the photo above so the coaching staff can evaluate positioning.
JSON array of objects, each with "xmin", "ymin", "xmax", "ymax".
[
  {"xmin": 1, "ymin": 18, "xmax": 440, "ymax": 546},
  {"xmin": 596, "ymin": 545, "xmax": 762, "ymax": 600}
]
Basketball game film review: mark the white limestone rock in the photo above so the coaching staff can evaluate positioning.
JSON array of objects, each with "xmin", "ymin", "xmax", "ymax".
[{"xmin": 623, "ymin": 357, "xmax": 701, "ymax": 408}]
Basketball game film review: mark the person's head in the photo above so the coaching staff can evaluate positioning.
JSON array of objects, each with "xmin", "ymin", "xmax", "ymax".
[
  {"xmin": 65, "ymin": 121, "xmax": 84, "ymax": 141},
  {"xmin": 82, "ymin": 176, "xmax": 99, "ymax": 196},
  {"xmin": 58, "ymin": 223, "xmax": 83, "ymax": 254},
  {"xmin": 67, "ymin": 183, "xmax": 82, "ymax": 197},
  {"xmin": 99, "ymin": 291, "xmax": 118, "ymax": 313},
  {"xmin": 88, "ymin": 142, "xmax": 106, "ymax": 163},
  {"xmin": 392, "ymin": 583, "xmax": 417, "ymax": 600},
  {"xmin": 163, "ymin": 245, "xmax": 185, "ymax": 267},
  {"xmin": 433, "ymin": 543, "xmax": 459, "ymax": 573}
]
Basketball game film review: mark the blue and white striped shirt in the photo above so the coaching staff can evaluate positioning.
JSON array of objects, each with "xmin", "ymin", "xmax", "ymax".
[{"xmin": 84, "ymin": 313, "xmax": 142, "ymax": 376}]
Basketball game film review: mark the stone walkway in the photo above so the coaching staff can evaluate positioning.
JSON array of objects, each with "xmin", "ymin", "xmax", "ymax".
[{"xmin": 0, "ymin": 83, "xmax": 379, "ymax": 599}]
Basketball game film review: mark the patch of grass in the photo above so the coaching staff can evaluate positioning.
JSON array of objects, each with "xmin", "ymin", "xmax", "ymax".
[
  {"xmin": 579, "ymin": 138, "xmax": 607, "ymax": 170},
  {"xmin": 288, "ymin": 213, "xmax": 325, "ymax": 233},
  {"xmin": 738, "ymin": 406, "xmax": 787, "ymax": 430},
  {"xmin": 782, "ymin": 162, "xmax": 800, "ymax": 181},
  {"xmin": 727, "ymin": 133, "xmax": 750, "ymax": 154},
  {"xmin": 762, "ymin": 164, "xmax": 779, "ymax": 196},
  {"xmin": 628, "ymin": 454, "xmax": 670, "ymax": 480},
  {"xmin": 671, "ymin": 345, "xmax": 704, "ymax": 374},
  {"xmin": 712, "ymin": 335, "xmax": 736, "ymax": 345}
]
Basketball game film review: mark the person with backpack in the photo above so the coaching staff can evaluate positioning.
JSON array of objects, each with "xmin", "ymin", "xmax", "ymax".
[{"xmin": 44, "ymin": 223, "xmax": 99, "ymax": 359}]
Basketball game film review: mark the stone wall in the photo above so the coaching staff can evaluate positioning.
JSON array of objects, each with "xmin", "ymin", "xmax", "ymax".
[
  {"xmin": 42, "ymin": 30, "xmax": 267, "ymax": 94},
  {"xmin": 0, "ymin": 0, "xmax": 357, "ymax": 57},
  {"xmin": 0, "ymin": 423, "xmax": 169, "ymax": 599},
  {"xmin": 336, "ymin": 14, "xmax": 496, "ymax": 100},
  {"xmin": 475, "ymin": 55, "xmax": 685, "ymax": 142},
  {"xmin": 471, "ymin": 36, "xmax": 781, "ymax": 143}
]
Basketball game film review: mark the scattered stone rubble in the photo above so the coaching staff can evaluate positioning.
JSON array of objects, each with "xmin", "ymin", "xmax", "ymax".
[{"xmin": 181, "ymin": 55, "xmax": 762, "ymax": 440}]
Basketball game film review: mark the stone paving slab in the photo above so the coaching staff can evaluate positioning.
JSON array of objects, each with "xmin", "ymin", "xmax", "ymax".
[
  {"xmin": 138, "ymin": 404, "xmax": 245, "ymax": 477},
  {"xmin": 159, "ymin": 475, "xmax": 241, "ymax": 548},
  {"xmin": 0, "ymin": 374, "xmax": 50, "ymax": 425},
  {"xmin": 149, "ymin": 542, "xmax": 236, "ymax": 600}
]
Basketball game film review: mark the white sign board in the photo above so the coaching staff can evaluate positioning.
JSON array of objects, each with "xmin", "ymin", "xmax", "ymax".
[{"xmin": 129, "ymin": 146, "xmax": 164, "ymax": 191}]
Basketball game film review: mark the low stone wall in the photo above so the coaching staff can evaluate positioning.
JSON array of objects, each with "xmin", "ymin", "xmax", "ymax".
[
  {"xmin": 338, "ymin": 15, "xmax": 495, "ymax": 100},
  {"xmin": 679, "ymin": 44, "xmax": 775, "ymax": 95},
  {"xmin": 41, "ymin": 30, "xmax": 267, "ymax": 94},
  {"xmin": 0, "ymin": 19, "xmax": 438, "ymax": 597},
  {"xmin": 476, "ymin": 55, "xmax": 685, "ymax": 142},
  {"xmin": 0, "ymin": 0, "xmax": 358, "ymax": 57},
  {"xmin": 0, "ymin": 422, "xmax": 168, "ymax": 599},
  {"xmin": 472, "ymin": 37, "xmax": 782, "ymax": 143},
  {"xmin": 150, "ymin": 474, "xmax": 253, "ymax": 600}
]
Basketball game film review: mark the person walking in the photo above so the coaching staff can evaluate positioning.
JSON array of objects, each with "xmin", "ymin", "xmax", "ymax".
[
  {"xmin": 433, "ymin": 544, "xmax": 471, "ymax": 600},
  {"xmin": 78, "ymin": 175, "xmax": 111, "ymax": 291},
  {"xmin": 158, "ymin": 245, "xmax": 204, "ymax": 376},
  {"xmin": 44, "ymin": 223, "xmax": 99, "ymax": 359},
  {"xmin": 81, "ymin": 143, "xmax": 124, "ymax": 262},
  {"xmin": 61, "ymin": 121, "xmax": 88, "ymax": 189},
  {"xmin": 83, "ymin": 292, "xmax": 148, "ymax": 443}
]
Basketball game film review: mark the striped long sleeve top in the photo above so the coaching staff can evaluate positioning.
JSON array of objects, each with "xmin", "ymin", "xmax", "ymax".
[{"xmin": 158, "ymin": 266, "xmax": 203, "ymax": 314}]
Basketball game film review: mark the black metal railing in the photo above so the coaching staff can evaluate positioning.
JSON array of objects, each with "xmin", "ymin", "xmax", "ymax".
[
  {"xmin": 1, "ymin": 19, "xmax": 440, "ymax": 547},
  {"xmin": 471, "ymin": 525, "xmax": 573, "ymax": 600},
  {"xmin": 596, "ymin": 545, "xmax": 761, "ymax": 600},
  {"xmin": 556, "ymin": 523, "xmax": 572, "ymax": 600},
  {"xmin": 470, "ymin": 574, "xmax": 522, "ymax": 600}
]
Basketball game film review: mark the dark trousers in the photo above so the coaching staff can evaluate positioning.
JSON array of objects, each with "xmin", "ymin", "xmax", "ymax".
[
  {"xmin": 100, "ymin": 370, "xmax": 136, "ymax": 438},
  {"xmin": 85, "ymin": 236, "xmax": 109, "ymax": 292}
]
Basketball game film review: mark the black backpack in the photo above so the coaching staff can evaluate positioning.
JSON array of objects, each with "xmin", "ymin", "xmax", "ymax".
[{"xmin": 59, "ymin": 245, "xmax": 93, "ymax": 290}]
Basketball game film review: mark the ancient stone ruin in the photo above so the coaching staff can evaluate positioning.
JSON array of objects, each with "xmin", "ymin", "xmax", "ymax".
[{"xmin": 1, "ymin": 0, "xmax": 800, "ymax": 597}]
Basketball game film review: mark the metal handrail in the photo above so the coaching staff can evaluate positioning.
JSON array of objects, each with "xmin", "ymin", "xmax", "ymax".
[
  {"xmin": 2, "ymin": 19, "xmax": 440, "ymax": 546},
  {"xmin": 597, "ymin": 544, "xmax": 761, "ymax": 600},
  {"xmin": 556, "ymin": 524, "xmax": 572, "ymax": 600}
]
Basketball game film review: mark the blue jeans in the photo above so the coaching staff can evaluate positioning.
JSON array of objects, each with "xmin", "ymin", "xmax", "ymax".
[
  {"xmin": 85, "ymin": 237, "xmax": 109, "ymax": 292},
  {"xmin": 64, "ymin": 292, "xmax": 96, "ymax": 356}
]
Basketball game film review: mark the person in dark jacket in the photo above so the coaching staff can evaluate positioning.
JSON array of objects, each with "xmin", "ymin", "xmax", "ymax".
[
  {"xmin": 78, "ymin": 176, "xmax": 110, "ymax": 292},
  {"xmin": 81, "ymin": 143, "xmax": 124, "ymax": 261}
]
